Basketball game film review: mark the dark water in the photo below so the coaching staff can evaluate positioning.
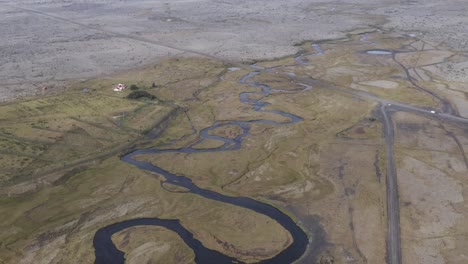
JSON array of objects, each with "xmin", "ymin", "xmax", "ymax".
[
  {"xmin": 94, "ymin": 218, "xmax": 238, "ymax": 264},
  {"xmin": 93, "ymin": 69, "xmax": 313, "ymax": 264},
  {"xmin": 365, "ymin": 49, "xmax": 393, "ymax": 55}
]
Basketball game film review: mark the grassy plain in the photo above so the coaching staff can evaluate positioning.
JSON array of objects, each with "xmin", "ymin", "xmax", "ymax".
[
  {"xmin": 393, "ymin": 112, "xmax": 468, "ymax": 264},
  {"xmin": 1, "ymin": 31, "xmax": 466, "ymax": 264},
  {"xmin": 0, "ymin": 56, "xmax": 295, "ymax": 264}
]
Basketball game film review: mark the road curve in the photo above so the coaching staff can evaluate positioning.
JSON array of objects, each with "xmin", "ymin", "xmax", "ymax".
[{"xmin": 285, "ymin": 48, "xmax": 468, "ymax": 264}]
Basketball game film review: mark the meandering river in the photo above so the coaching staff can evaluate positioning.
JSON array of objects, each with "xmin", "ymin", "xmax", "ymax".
[{"xmin": 93, "ymin": 67, "xmax": 314, "ymax": 264}]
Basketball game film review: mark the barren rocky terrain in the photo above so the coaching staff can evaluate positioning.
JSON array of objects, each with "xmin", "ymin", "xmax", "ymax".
[{"xmin": 1, "ymin": 0, "xmax": 467, "ymax": 101}]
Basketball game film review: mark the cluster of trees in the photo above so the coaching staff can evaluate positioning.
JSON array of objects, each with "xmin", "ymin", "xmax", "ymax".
[
  {"xmin": 126, "ymin": 90, "xmax": 156, "ymax": 100},
  {"xmin": 129, "ymin": 83, "xmax": 157, "ymax": 91},
  {"xmin": 126, "ymin": 84, "xmax": 158, "ymax": 100}
]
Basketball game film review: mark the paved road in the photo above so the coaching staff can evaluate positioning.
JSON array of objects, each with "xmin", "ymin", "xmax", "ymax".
[
  {"xmin": 290, "ymin": 75, "xmax": 468, "ymax": 264},
  {"xmin": 6, "ymin": 8, "xmax": 463, "ymax": 260},
  {"xmin": 122, "ymin": 38, "xmax": 468, "ymax": 264},
  {"xmin": 380, "ymin": 105, "xmax": 401, "ymax": 264},
  {"xmin": 4, "ymin": 3, "xmax": 468, "ymax": 263}
]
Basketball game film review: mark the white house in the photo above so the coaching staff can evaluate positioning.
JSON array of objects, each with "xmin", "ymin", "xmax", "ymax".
[{"xmin": 113, "ymin": 83, "xmax": 127, "ymax": 92}]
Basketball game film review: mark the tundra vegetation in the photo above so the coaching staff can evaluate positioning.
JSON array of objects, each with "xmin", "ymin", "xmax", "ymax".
[{"xmin": 0, "ymin": 31, "xmax": 467, "ymax": 264}]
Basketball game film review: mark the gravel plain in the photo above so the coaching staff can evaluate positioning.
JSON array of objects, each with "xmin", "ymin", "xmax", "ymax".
[{"xmin": 1, "ymin": 0, "xmax": 467, "ymax": 102}]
